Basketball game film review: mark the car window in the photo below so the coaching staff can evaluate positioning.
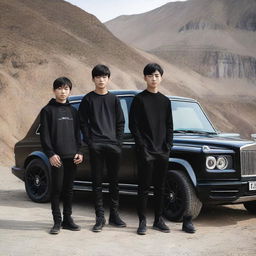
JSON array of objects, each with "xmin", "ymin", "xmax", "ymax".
[
  {"xmin": 71, "ymin": 97, "xmax": 134, "ymax": 137},
  {"xmin": 120, "ymin": 97, "xmax": 132, "ymax": 134},
  {"xmin": 71, "ymin": 99, "xmax": 132, "ymax": 134},
  {"xmin": 171, "ymin": 100, "xmax": 215, "ymax": 132},
  {"xmin": 72, "ymin": 96, "xmax": 133, "ymax": 139},
  {"xmin": 72, "ymin": 102, "xmax": 80, "ymax": 110}
]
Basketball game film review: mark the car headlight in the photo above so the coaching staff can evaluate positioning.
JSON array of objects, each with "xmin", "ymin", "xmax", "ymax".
[
  {"xmin": 206, "ymin": 156, "xmax": 217, "ymax": 170},
  {"xmin": 206, "ymin": 156, "xmax": 229, "ymax": 170},
  {"xmin": 216, "ymin": 156, "xmax": 228, "ymax": 170}
]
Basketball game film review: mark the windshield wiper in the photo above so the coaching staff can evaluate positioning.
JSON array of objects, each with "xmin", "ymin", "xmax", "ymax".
[{"xmin": 174, "ymin": 130, "xmax": 216, "ymax": 135}]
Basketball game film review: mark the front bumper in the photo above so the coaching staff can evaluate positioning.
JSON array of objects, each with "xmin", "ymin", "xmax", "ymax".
[
  {"xmin": 12, "ymin": 166, "xmax": 25, "ymax": 181},
  {"xmin": 197, "ymin": 178, "xmax": 256, "ymax": 204}
]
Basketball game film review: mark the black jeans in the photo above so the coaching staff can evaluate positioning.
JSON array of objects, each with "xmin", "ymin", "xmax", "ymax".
[
  {"xmin": 51, "ymin": 158, "xmax": 77, "ymax": 221},
  {"xmin": 89, "ymin": 143, "xmax": 121, "ymax": 217},
  {"xmin": 136, "ymin": 148, "xmax": 169, "ymax": 221}
]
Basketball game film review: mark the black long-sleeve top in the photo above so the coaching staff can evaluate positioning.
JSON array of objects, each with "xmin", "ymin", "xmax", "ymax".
[
  {"xmin": 78, "ymin": 91, "xmax": 125, "ymax": 145},
  {"xmin": 40, "ymin": 98, "xmax": 82, "ymax": 159},
  {"xmin": 129, "ymin": 90, "xmax": 173, "ymax": 155}
]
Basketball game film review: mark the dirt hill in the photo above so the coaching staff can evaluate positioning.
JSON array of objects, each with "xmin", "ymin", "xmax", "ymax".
[{"xmin": 1, "ymin": 0, "xmax": 256, "ymax": 166}]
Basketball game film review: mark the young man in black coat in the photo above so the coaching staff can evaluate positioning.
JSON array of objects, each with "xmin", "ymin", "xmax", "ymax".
[
  {"xmin": 40, "ymin": 77, "xmax": 83, "ymax": 234},
  {"xmin": 79, "ymin": 64, "xmax": 126, "ymax": 232},
  {"xmin": 129, "ymin": 63, "xmax": 195, "ymax": 235}
]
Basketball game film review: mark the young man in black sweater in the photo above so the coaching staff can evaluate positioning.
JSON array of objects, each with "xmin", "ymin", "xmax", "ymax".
[
  {"xmin": 129, "ymin": 63, "xmax": 172, "ymax": 235},
  {"xmin": 40, "ymin": 77, "xmax": 83, "ymax": 235},
  {"xmin": 129, "ymin": 63, "xmax": 195, "ymax": 235},
  {"xmin": 79, "ymin": 64, "xmax": 126, "ymax": 232}
]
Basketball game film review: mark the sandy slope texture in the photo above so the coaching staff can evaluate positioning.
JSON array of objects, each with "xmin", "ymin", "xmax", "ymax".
[{"xmin": 1, "ymin": 0, "xmax": 256, "ymax": 166}]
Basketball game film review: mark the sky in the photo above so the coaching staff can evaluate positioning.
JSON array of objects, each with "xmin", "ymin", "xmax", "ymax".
[{"xmin": 65, "ymin": 0, "xmax": 187, "ymax": 22}]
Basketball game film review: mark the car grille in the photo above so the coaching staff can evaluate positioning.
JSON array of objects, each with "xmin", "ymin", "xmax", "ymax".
[{"xmin": 240, "ymin": 144, "xmax": 256, "ymax": 177}]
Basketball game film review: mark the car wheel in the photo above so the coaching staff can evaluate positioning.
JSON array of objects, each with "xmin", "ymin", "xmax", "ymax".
[
  {"xmin": 244, "ymin": 201, "xmax": 256, "ymax": 214},
  {"xmin": 164, "ymin": 170, "xmax": 202, "ymax": 222},
  {"xmin": 25, "ymin": 158, "xmax": 51, "ymax": 203}
]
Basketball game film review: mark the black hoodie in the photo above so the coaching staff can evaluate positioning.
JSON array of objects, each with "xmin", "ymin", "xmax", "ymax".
[{"xmin": 40, "ymin": 98, "xmax": 81, "ymax": 159}]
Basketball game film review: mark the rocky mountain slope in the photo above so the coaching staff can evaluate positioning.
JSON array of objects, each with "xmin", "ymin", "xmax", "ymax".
[
  {"xmin": 106, "ymin": 0, "xmax": 256, "ymax": 80},
  {"xmin": 1, "ymin": 0, "xmax": 256, "ymax": 165}
]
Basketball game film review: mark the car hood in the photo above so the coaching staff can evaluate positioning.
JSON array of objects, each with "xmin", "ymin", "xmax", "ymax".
[{"xmin": 174, "ymin": 133, "xmax": 255, "ymax": 150}]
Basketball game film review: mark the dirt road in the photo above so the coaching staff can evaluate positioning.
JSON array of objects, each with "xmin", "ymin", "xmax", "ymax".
[{"xmin": 0, "ymin": 166, "xmax": 255, "ymax": 256}]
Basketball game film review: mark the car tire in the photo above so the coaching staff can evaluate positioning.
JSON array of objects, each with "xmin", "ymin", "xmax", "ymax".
[
  {"xmin": 164, "ymin": 170, "xmax": 202, "ymax": 222},
  {"xmin": 244, "ymin": 201, "xmax": 256, "ymax": 214},
  {"xmin": 25, "ymin": 158, "xmax": 51, "ymax": 203}
]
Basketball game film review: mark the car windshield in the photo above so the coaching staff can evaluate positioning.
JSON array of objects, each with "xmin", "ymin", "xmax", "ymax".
[{"xmin": 171, "ymin": 100, "xmax": 216, "ymax": 134}]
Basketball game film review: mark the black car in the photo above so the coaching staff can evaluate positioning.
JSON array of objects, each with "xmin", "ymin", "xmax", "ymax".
[{"xmin": 12, "ymin": 90, "xmax": 256, "ymax": 221}]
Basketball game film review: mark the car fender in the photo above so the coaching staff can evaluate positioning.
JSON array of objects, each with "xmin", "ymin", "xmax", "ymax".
[
  {"xmin": 24, "ymin": 151, "xmax": 51, "ymax": 170},
  {"xmin": 169, "ymin": 158, "xmax": 197, "ymax": 186}
]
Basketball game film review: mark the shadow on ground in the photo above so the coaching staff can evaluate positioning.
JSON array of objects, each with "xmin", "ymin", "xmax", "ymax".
[{"xmin": 0, "ymin": 189, "xmax": 255, "ymax": 229}]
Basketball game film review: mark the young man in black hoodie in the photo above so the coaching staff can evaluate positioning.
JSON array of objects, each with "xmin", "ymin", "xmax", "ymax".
[
  {"xmin": 129, "ymin": 63, "xmax": 196, "ymax": 235},
  {"xmin": 40, "ymin": 77, "xmax": 83, "ymax": 235},
  {"xmin": 79, "ymin": 64, "xmax": 126, "ymax": 232}
]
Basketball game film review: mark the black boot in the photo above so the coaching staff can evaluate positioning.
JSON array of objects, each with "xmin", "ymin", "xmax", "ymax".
[
  {"xmin": 50, "ymin": 216, "xmax": 62, "ymax": 235},
  {"xmin": 153, "ymin": 217, "xmax": 170, "ymax": 233},
  {"xmin": 109, "ymin": 212, "xmax": 126, "ymax": 227},
  {"xmin": 137, "ymin": 218, "xmax": 147, "ymax": 235},
  {"xmin": 92, "ymin": 216, "xmax": 106, "ymax": 232},
  {"xmin": 182, "ymin": 216, "xmax": 196, "ymax": 233},
  {"xmin": 62, "ymin": 215, "xmax": 81, "ymax": 231},
  {"xmin": 50, "ymin": 222, "xmax": 61, "ymax": 235}
]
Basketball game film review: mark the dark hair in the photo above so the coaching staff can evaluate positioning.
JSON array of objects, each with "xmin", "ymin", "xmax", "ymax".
[
  {"xmin": 53, "ymin": 77, "xmax": 72, "ymax": 90},
  {"xmin": 91, "ymin": 64, "xmax": 111, "ymax": 78},
  {"xmin": 143, "ymin": 63, "xmax": 164, "ymax": 76}
]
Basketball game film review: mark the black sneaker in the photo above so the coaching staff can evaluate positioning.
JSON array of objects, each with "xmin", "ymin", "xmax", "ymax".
[
  {"xmin": 62, "ymin": 216, "xmax": 81, "ymax": 231},
  {"xmin": 182, "ymin": 216, "xmax": 196, "ymax": 233},
  {"xmin": 109, "ymin": 212, "xmax": 127, "ymax": 227},
  {"xmin": 153, "ymin": 217, "xmax": 170, "ymax": 233},
  {"xmin": 92, "ymin": 217, "xmax": 106, "ymax": 232},
  {"xmin": 50, "ymin": 222, "xmax": 61, "ymax": 235},
  {"xmin": 137, "ymin": 219, "xmax": 147, "ymax": 235}
]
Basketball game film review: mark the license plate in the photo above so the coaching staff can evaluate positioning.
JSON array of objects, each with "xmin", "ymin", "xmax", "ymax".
[{"xmin": 249, "ymin": 181, "xmax": 256, "ymax": 191}]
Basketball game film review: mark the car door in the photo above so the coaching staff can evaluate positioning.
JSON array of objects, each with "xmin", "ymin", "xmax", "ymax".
[
  {"xmin": 71, "ymin": 101, "xmax": 91, "ymax": 180},
  {"xmin": 72, "ymin": 96, "xmax": 136, "ymax": 183}
]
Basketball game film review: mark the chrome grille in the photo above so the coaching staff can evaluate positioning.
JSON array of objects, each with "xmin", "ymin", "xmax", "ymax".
[{"xmin": 240, "ymin": 144, "xmax": 256, "ymax": 177}]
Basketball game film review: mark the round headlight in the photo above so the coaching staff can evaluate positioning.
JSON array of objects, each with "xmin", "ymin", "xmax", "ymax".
[
  {"xmin": 206, "ymin": 156, "xmax": 216, "ymax": 170},
  {"xmin": 216, "ymin": 156, "xmax": 228, "ymax": 170}
]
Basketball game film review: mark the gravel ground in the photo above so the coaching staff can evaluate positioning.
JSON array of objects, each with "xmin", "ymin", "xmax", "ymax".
[{"xmin": 0, "ymin": 166, "xmax": 256, "ymax": 256}]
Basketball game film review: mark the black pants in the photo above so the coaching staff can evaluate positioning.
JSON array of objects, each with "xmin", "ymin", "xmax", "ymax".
[
  {"xmin": 89, "ymin": 143, "xmax": 121, "ymax": 217},
  {"xmin": 51, "ymin": 158, "xmax": 77, "ymax": 221},
  {"xmin": 136, "ymin": 148, "xmax": 169, "ymax": 221}
]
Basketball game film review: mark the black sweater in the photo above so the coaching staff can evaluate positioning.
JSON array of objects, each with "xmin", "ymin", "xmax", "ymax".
[
  {"xmin": 79, "ymin": 91, "xmax": 125, "ymax": 145},
  {"xmin": 129, "ymin": 90, "xmax": 173, "ymax": 154},
  {"xmin": 40, "ymin": 98, "xmax": 81, "ymax": 159}
]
